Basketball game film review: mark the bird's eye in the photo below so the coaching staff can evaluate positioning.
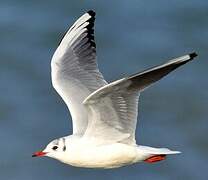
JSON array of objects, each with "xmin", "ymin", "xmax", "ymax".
[{"xmin": 52, "ymin": 146, "xmax": 58, "ymax": 150}]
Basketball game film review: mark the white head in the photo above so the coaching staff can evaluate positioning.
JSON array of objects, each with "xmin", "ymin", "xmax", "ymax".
[{"xmin": 32, "ymin": 137, "xmax": 67, "ymax": 160}]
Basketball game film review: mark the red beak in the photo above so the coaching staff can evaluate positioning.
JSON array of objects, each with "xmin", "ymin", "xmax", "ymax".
[{"xmin": 32, "ymin": 151, "xmax": 47, "ymax": 157}]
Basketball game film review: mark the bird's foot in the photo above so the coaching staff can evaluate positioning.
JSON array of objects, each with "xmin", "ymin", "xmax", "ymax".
[{"xmin": 144, "ymin": 154, "xmax": 166, "ymax": 163}]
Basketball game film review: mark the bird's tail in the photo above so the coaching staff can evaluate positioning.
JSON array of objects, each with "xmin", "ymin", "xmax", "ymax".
[
  {"xmin": 138, "ymin": 145, "xmax": 181, "ymax": 155},
  {"xmin": 137, "ymin": 145, "xmax": 181, "ymax": 163}
]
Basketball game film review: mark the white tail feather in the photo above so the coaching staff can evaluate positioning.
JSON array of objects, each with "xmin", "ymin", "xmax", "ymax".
[{"xmin": 138, "ymin": 145, "xmax": 181, "ymax": 155}]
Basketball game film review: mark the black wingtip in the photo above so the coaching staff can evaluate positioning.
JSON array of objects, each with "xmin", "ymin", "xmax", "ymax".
[
  {"xmin": 189, "ymin": 52, "xmax": 198, "ymax": 59},
  {"xmin": 87, "ymin": 10, "xmax": 96, "ymax": 17}
]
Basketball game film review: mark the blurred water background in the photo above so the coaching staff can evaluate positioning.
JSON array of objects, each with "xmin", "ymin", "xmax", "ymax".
[{"xmin": 0, "ymin": 0, "xmax": 207, "ymax": 180}]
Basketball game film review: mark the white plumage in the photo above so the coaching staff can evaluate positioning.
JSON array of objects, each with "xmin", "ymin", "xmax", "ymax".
[{"xmin": 33, "ymin": 10, "xmax": 197, "ymax": 168}]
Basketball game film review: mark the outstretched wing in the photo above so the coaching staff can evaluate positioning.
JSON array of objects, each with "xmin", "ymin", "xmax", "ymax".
[
  {"xmin": 83, "ymin": 53, "xmax": 197, "ymax": 144},
  {"xmin": 51, "ymin": 11, "xmax": 107, "ymax": 135}
]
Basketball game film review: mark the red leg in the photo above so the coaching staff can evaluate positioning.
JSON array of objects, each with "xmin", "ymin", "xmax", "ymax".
[{"xmin": 144, "ymin": 154, "xmax": 166, "ymax": 163}]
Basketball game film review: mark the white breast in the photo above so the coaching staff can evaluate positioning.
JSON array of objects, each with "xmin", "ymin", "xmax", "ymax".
[{"xmin": 59, "ymin": 142, "xmax": 139, "ymax": 168}]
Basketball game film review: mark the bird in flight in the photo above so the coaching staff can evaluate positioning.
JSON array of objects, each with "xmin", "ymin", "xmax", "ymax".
[{"xmin": 32, "ymin": 10, "xmax": 197, "ymax": 168}]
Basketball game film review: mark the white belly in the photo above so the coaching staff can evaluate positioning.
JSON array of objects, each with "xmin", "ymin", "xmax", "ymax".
[{"xmin": 59, "ymin": 143, "xmax": 139, "ymax": 168}]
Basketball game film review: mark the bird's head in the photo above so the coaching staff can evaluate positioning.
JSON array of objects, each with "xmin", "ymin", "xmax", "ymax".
[{"xmin": 32, "ymin": 138, "xmax": 67, "ymax": 159}]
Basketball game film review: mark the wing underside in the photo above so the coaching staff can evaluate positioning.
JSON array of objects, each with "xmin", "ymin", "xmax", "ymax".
[
  {"xmin": 83, "ymin": 53, "xmax": 197, "ymax": 144},
  {"xmin": 51, "ymin": 11, "xmax": 107, "ymax": 135}
]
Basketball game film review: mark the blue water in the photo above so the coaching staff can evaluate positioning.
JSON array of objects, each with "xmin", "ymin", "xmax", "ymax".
[{"xmin": 0, "ymin": 0, "xmax": 207, "ymax": 179}]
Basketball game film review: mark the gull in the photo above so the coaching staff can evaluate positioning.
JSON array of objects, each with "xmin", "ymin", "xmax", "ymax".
[{"xmin": 32, "ymin": 10, "xmax": 198, "ymax": 168}]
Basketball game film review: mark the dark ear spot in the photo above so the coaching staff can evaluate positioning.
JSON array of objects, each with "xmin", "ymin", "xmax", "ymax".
[{"xmin": 62, "ymin": 137, "xmax": 66, "ymax": 151}]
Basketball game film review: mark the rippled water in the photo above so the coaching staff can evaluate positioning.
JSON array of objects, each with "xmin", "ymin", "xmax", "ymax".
[{"xmin": 0, "ymin": 0, "xmax": 207, "ymax": 180}]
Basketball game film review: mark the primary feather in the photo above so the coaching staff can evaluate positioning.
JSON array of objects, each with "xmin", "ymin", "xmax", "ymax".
[{"xmin": 51, "ymin": 11, "xmax": 107, "ymax": 135}]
